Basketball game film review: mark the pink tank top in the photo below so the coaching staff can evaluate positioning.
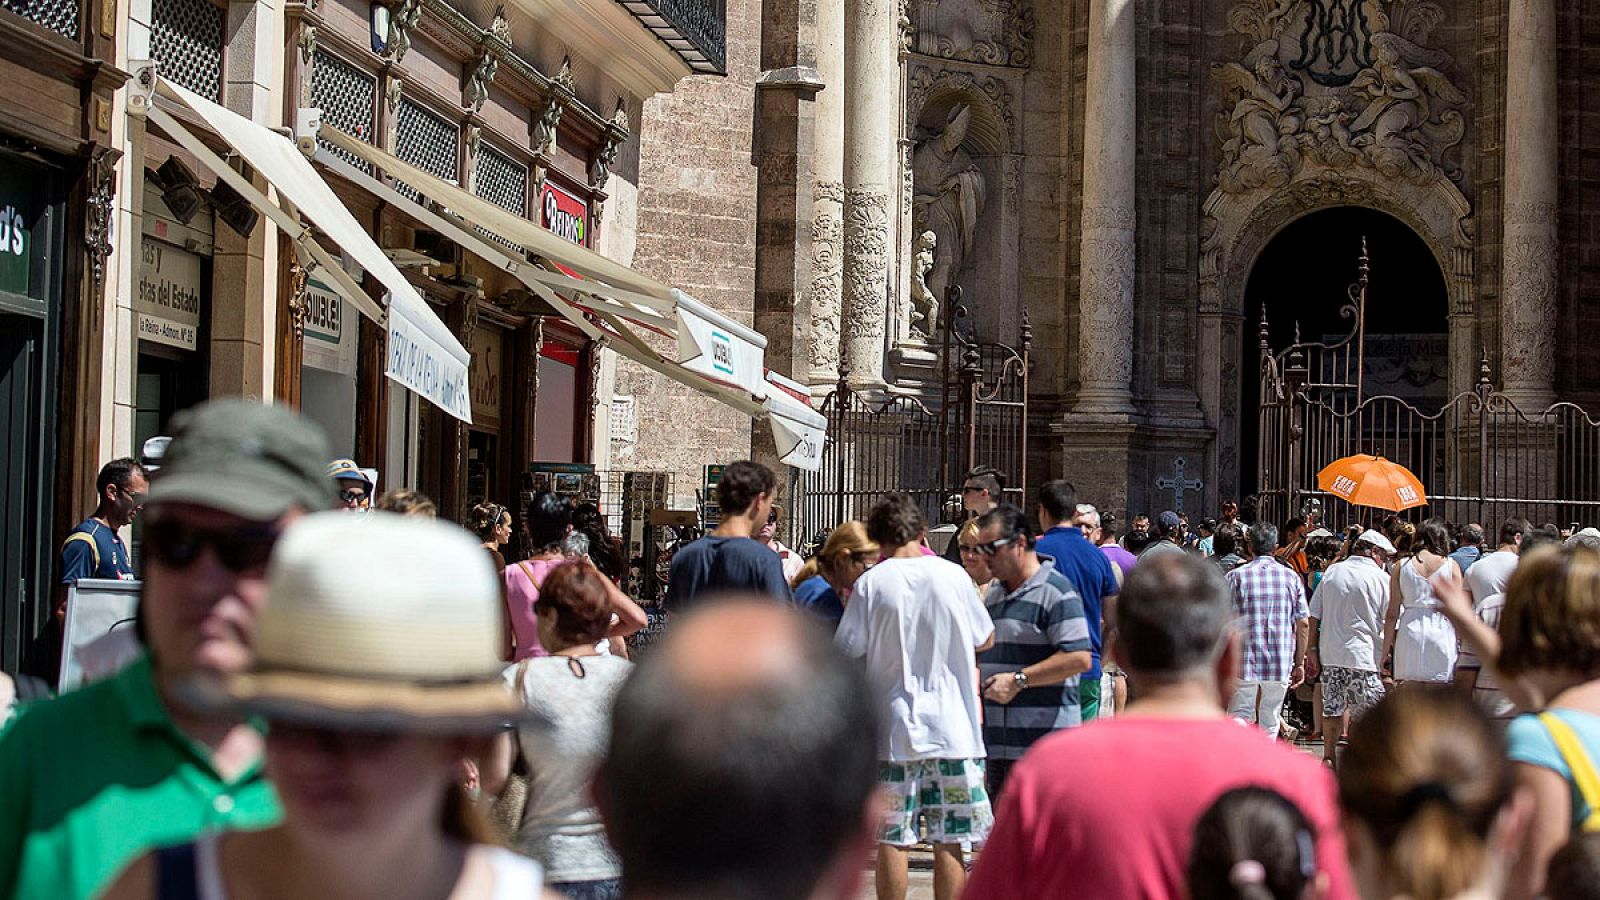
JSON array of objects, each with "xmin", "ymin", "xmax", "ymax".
[{"xmin": 504, "ymin": 557, "xmax": 561, "ymax": 660}]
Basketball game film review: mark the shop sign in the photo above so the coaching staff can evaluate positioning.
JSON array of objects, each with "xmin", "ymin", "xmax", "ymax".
[
  {"xmin": 470, "ymin": 325, "xmax": 503, "ymax": 431},
  {"xmin": 136, "ymin": 237, "xmax": 203, "ymax": 351},
  {"xmin": 0, "ymin": 160, "xmax": 49, "ymax": 299},
  {"xmin": 302, "ymin": 278, "xmax": 356, "ymax": 376},
  {"xmin": 540, "ymin": 182, "xmax": 587, "ymax": 245}
]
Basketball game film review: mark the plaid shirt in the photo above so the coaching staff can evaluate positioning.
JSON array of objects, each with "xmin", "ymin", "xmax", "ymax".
[{"xmin": 1227, "ymin": 555, "xmax": 1308, "ymax": 682}]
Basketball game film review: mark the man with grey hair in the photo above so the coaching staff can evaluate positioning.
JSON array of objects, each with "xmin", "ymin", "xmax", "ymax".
[
  {"xmin": 964, "ymin": 553, "xmax": 1353, "ymax": 897},
  {"xmin": 1306, "ymin": 529, "xmax": 1396, "ymax": 768},
  {"xmin": 1224, "ymin": 523, "xmax": 1309, "ymax": 738},
  {"xmin": 597, "ymin": 601, "xmax": 884, "ymax": 900}
]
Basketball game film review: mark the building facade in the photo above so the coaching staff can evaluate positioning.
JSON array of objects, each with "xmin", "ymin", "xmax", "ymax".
[{"xmin": 741, "ymin": 0, "xmax": 1600, "ymax": 521}]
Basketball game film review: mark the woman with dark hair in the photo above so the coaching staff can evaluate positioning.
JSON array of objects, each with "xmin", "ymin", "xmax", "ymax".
[
  {"xmin": 468, "ymin": 502, "xmax": 512, "ymax": 571},
  {"xmin": 504, "ymin": 493, "xmax": 646, "ymax": 662},
  {"xmin": 1381, "ymin": 519, "xmax": 1459, "ymax": 684},
  {"xmin": 1337, "ymin": 686, "xmax": 1531, "ymax": 900},
  {"xmin": 571, "ymin": 502, "xmax": 623, "ymax": 583},
  {"xmin": 486, "ymin": 562, "xmax": 629, "ymax": 900},
  {"xmin": 1188, "ymin": 786, "xmax": 1326, "ymax": 900}
]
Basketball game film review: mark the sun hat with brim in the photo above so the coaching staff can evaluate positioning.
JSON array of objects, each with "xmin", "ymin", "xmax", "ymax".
[
  {"xmin": 146, "ymin": 399, "xmax": 336, "ymax": 520},
  {"xmin": 176, "ymin": 511, "xmax": 543, "ymax": 733},
  {"xmin": 1305, "ymin": 528, "xmax": 1335, "ymax": 539},
  {"xmin": 326, "ymin": 458, "xmax": 374, "ymax": 492}
]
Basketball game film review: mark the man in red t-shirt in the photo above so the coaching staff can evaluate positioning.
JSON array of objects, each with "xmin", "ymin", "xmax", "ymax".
[{"xmin": 964, "ymin": 552, "xmax": 1354, "ymax": 900}]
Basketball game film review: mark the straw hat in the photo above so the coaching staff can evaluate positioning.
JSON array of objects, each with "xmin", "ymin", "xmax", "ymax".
[{"xmin": 180, "ymin": 511, "xmax": 539, "ymax": 733}]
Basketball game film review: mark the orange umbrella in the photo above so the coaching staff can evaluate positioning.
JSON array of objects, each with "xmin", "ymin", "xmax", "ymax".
[{"xmin": 1316, "ymin": 454, "xmax": 1428, "ymax": 512}]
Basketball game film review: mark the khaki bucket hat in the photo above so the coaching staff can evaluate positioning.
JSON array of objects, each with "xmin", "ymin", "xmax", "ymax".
[{"xmin": 179, "ymin": 511, "xmax": 541, "ymax": 733}]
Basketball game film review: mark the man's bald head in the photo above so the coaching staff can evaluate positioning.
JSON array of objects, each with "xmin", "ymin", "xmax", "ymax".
[{"xmin": 598, "ymin": 599, "xmax": 882, "ymax": 900}]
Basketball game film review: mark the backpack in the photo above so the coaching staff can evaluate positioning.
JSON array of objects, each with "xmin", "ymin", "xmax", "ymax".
[{"xmin": 1540, "ymin": 712, "xmax": 1600, "ymax": 832}]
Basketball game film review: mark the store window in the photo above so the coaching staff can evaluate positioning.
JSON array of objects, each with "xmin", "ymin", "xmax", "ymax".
[
  {"xmin": 134, "ymin": 185, "xmax": 210, "ymax": 450},
  {"xmin": 298, "ymin": 275, "xmax": 358, "ymax": 456},
  {"xmin": 533, "ymin": 341, "xmax": 580, "ymax": 463}
]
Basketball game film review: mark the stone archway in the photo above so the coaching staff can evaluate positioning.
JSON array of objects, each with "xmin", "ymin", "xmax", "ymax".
[{"xmin": 1196, "ymin": 166, "xmax": 1474, "ymax": 502}]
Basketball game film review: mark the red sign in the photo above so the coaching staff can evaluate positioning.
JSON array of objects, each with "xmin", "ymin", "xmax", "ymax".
[{"xmin": 540, "ymin": 182, "xmax": 588, "ymax": 246}]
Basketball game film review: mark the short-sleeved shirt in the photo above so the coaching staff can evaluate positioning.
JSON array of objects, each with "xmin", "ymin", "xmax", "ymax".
[
  {"xmin": 1227, "ymin": 556, "xmax": 1309, "ymax": 683},
  {"xmin": 1309, "ymin": 555, "xmax": 1390, "ymax": 672},
  {"xmin": 665, "ymin": 536, "xmax": 791, "ymax": 610},
  {"xmin": 979, "ymin": 559, "xmax": 1092, "ymax": 760},
  {"xmin": 1099, "ymin": 543, "xmax": 1137, "ymax": 580},
  {"xmin": 835, "ymin": 555, "xmax": 994, "ymax": 762},
  {"xmin": 1467, "ymin": 549, "xmax": 1520, "ymax": 606},
  {"xmin": 963, "ymin": 717, "xmax": 1354, "ymax": 900},
  {"xmin": 1448, "ymin": 545, "xmax": 1482, "ymax": 575},
  {"xmin": 58, "ymin": 518, "xmax": 134, "ymax": 583},
  {"xmin": 0, "ymin": 655, "xmax": 280, "ymax": 900},
  {"xmin": 1035, "ymin": 529, "xmax": 1119, "ymax": 679},
  {"xmin": 791, "ymin": 575, "xmax": 844, "ymax": 627},
  {"xmin": 504, "ymin": 557, "xmax": 563, "ymax": 661},
  {"xmin": 1508, "ymin": 708, "xmax": 1600, "ymax": 830}
]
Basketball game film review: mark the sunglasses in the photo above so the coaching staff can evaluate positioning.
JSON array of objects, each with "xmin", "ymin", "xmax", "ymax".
[
  {"xmin": 142, "ymin": 516, "xmax": 281, "ymax": 572},
  {"xmin": 117, "ymin": 485, "xmax": 148, "ymax": 505},
  {"xmin": 339, "ymin": 489, "xmax": 369, "ymax": 504},
  {"xmin": 960, "ymin": 484, "xmax": 984, "ymax": 494},
  {"xmin": 970, "ymin": 536, "xmax": 1018, "ymax": 557}
]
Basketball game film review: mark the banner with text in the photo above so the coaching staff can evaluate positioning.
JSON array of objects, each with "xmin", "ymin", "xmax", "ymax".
[{"xmin": 386, "ymin": 290, "xmax": 472, "ymax": 424}]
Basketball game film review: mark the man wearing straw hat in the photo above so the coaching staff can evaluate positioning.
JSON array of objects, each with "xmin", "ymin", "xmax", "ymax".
[{"xmin": 0, "ymin": 400, "xmax": 336, "ymax": 900}]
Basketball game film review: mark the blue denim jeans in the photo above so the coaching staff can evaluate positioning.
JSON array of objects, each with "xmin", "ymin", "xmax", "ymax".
[{"xmin": 553, "ymin": 878, "xmax": 624, "ymax": 900}]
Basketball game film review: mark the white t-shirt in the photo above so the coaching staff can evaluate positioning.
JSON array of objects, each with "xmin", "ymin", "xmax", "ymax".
[
  {"xmin": 1466, "ymin": 549, "xmax": 1519, "ymax": 607},
  {"xmin": 1309, "ymin": 555, "xmax": 1390, "ymax": 672},
  {"xmin": 835, "ymin": 554, "xmax": 995, "ymax": 762}
]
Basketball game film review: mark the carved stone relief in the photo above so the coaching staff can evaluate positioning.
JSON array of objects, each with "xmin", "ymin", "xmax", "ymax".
[
  {"xmin": 1078, "ymin": 227, "xmax": 1136, "ymax": 388},
  {"xmin": 842, "ymin": 188, "xmax": 891, "ymax": 338},
  {"xmin": 911, "ymin": 104, "xmax": 985, "ymax": 320},
  {"xmin": 465, "ymin": 48, "xmax": 499, "ymax": 113},
  {"xmin": 1214, "ymin": 0, "xmax": 1465, "ymax": 193},
  {"xmin": 910, "ymin": 0, "xmax": 1033, "ymax": 68},
  {"xmin": 385, "ymin": 0, "xmax": 422, "ymax": 61},
  {"xmin": 807, "ymin": 180, "xmax": 845, "ymax": 377},
  {"xmin": 905, "ymin": 65, "xmax": 1017, "ymax": 153},
  {"xmin": 533, "ymin": 58, "xmax": 574, "ymax": 157},
  {"xmin": 85, "ymin": 147, "xmax": 118, "ymax": 296}
]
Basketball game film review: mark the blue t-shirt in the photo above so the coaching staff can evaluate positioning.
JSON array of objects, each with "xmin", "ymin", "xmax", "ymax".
[
  {"xmin": 59, "ymin": 519, "xmax": 135, "ymax": 584},
  {"xmin": 664, "ymin": 536, "xmax": 791, "ymax": 610},
  {"xmin": 1034, "ymin": 527, "xmax": 1119, "ymax": 678},
  {"xmin": 792, "ymin": 575, "xmax": 844, "ymax": 627},
  {"xmin": 1507, "ymin": 708, "xmax": 1600, "ymax": 830},
  {"xmin": 1449, "ymin": 546, "xmax": 1482, "ymax": 575}
]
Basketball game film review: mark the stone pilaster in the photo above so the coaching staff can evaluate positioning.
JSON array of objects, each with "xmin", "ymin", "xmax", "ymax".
[
  {"xmin": 840, "ymin": 0, "xmax": 896, "ymax": 387},
  {"xmin": 1500, "ymin": 0, "xmax": 1557, "ymax": 408},
  {"xmin": 807, "ymin": 0, "xmax": 844, "ymax": 389},
  {"xmin": 1074, "ymin": 0, "xmax": 1136, "ymax": 416}
]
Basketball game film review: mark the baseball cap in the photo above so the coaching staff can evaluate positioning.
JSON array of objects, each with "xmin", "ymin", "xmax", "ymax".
[
  {"xmin": 145, "ymin": 399, "xmax": 336, "ymax": 520},
  {"xmin": 1357, "ymin": 529, "xmax": 1397, "ymax": 554},
  {"xmin": 326, "ymin": 458, "xmax": 374, "ymax": 490},
  {"xmin": 1158, "ymin": 510, "xmax": 1182, "ymax": 532}
]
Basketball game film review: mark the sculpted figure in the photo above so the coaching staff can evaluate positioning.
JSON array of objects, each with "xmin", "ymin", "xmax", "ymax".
[
  {"xmin": 909, "ymin": 230, "xmax": 939, "ymax": 340},
  {"xmin": 1348, "ymin": 34, "xmax": 1465, "ymax": 182},
  {"xmin": 912, "ymin": 105, "xmax": 985, "ymax": 308},
  {"xmin": 1213, "ymin": 41, "xmax": 1305, "ymax": 192}
]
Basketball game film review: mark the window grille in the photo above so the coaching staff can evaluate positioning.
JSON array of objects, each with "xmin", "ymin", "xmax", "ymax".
[
  {"xmin": 152, "ymin": 0, "xmax": 224, "ymax": 100},
  {"xmin": 396, "ymin": 98, "xmax": 460, "ymax": 198},
  {"xmin": 474, "ymin": 146, "xmax": 527, "ymax": 217},
  {"xmin": 2, "ymin": 0, "xmax": 79, "ymax": 39},
  {"xmin": 310, "ymin": 49, "xmax": 376, "ymax": 169}
]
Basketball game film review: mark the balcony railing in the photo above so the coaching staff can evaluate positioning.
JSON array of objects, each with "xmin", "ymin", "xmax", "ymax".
[
  {"xmin": 2, "ymin": 0, "xmax": 80, "ymax": 40},
  {"xmin": 614, "ymin": 0, "xmax": 726, "ymax": 76}
]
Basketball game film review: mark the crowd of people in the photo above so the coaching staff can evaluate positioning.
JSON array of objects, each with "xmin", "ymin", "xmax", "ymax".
[{"xmin": 5, "ymin": 400, "xmax": 1600, "ymax": 900}]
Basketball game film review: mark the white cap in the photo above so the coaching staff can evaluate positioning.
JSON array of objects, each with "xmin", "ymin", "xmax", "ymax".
[
  {"xmin": 1357, "ymin": 529, "xmax": 1397, "ymax": 554},
  {"xmin": 1305, "ymin": 527, "xmax": 1334, "ymax": 539}
]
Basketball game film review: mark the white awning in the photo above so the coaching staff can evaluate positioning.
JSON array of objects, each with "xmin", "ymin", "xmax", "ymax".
[
  {"xmin": 304, "ymin": 116, "xmax": 826, "ymax": 470},
  {"xmin": 134, "ymin": 74, "xmax": 472, "ymax": 424}
]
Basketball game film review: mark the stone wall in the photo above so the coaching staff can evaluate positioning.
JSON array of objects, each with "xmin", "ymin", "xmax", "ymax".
[{"xmin": 613, "ymin": 0, "xmax": 763, "ymax": 506}]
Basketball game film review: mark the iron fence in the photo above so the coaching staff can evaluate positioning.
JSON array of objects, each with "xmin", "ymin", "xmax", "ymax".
[
  {"xmin": 1257, "ymin": 243, "xmax": 1600, "ymax": 530},
  {"xmin": 787, "ymin": 291, "xmax": 1030, "ymax": 546}
]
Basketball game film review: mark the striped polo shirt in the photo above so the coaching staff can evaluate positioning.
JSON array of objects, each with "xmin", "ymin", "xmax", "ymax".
[{"xmin": 978, "ymin": 558, "xmax": 1092, "ymax": 760}]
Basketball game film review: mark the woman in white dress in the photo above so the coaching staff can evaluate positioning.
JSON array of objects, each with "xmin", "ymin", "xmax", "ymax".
[{"xmin": 1381, "ymin": 519, "xmax": 1461, "ymax": 683}]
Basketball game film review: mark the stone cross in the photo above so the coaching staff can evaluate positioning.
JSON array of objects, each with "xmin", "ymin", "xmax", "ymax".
[{"xmin": 1156, "ymin": 457, "xmax": 1204, "ymax": 514}]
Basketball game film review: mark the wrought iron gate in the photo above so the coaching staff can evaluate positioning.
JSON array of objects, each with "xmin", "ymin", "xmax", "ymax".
[
  {"xmin": 788, "ymin": 289, "xmax": 1031, "ymax": 543},
  {"xmin": 1258, "ymin": 243, "xmax": 1600, "ymax": 529}
]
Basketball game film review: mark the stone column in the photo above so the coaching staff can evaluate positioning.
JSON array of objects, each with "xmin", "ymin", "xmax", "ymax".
[
  {"xmin": 1500, "ymin": 0, "xmax": 1557, "ymax": 408},
  {"xmin": 840, "ymin": 0, "xmax": 897, "ymax": 387},
  {"xmin": 807, "ymin": 0, "xmax": 844, "ymax": 389},
  {"xmin": 1075, "ymin": 0, "xmax": 1136, "ymax": 415}
]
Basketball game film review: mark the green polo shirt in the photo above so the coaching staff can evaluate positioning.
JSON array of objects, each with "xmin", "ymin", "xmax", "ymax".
[{"xmin": 0, "ymin": 655, "xmax": 281, "ymax": 900}]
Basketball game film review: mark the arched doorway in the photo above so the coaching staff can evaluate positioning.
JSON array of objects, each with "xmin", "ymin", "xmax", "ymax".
[{"xmin": 1238, "ymin": 207, "xmax": 1449, "ymax": 498}]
